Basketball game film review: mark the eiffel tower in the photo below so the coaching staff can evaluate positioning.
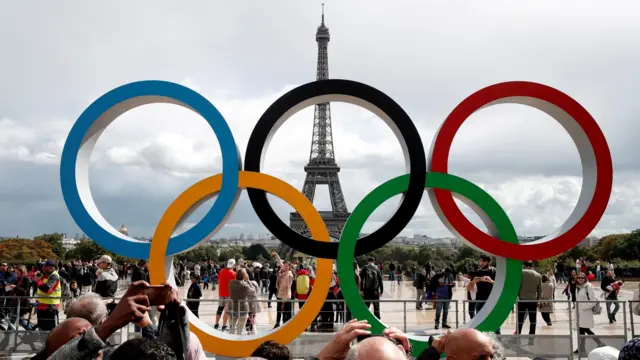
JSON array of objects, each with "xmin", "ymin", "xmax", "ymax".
[{"xmin": 277, "ymin": 5, "xmax": 350, "ymax": 260}]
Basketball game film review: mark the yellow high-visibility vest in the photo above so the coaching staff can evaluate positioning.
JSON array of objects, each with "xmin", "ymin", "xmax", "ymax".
[{"xmin": 36, "ymin": 271, "xmax": 61, "ymax": 306}]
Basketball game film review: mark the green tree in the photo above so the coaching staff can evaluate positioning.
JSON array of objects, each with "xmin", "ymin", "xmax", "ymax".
[
  {"xmin": 219, "ymin": 247, "xmax": 244, "ymax": 263},
  {"xmin": 455, "ymin": 258, "xmax": 477, "ymax": 274},
  {"xmin": 34, "ymin": 233, "xmax": 66, "ymax": 259},
  {"xmin": 565, "ymin": 245, "xmax": 589, "ymax": 261},
  {"xmin": 536, "ymin": 256, "xmax": 558, "ymax": 274},
  {"xmin": 455, "ymin": 245, "xmax": 482, "ymax": 263},
  {"xmin": 0, "ymin": 239, "xmax": 58, "ymax": 263},
  {"xmin": 594, "ymin": 233, "xmax": 627, "ymax": 260},
  {"xmin": 243, "ymin": 244, "xmax": 270, "ymax": 261},
  {"xmin": 181, "ymin": 245, "xmax": 219, "ymax": 263},
  {"xmin": 65, "ymin": 237, "xmax": 113, "ymax": 261}
]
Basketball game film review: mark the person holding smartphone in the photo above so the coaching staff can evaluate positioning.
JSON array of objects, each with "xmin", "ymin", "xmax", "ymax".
[{"xmin": 467, "ymin": 255, "xmax": 500, "ymax": 334}]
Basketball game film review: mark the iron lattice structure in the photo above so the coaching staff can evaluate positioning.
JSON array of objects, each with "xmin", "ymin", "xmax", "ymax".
[{"xmin": 278, "ymin": 7, "xmax": 350, "ymax": 260}]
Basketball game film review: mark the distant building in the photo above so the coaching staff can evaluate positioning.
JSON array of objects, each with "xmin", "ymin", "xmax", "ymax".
[
  {"xmin": 62, "ymin": 235, "xmax": 80, "ymax": 250},
  {"xmin": 518, "ymin": 236, "xmax": 545, "ymax": 244},
  {"xmin": 578, "ymin": 236, "xmax": 599, "ymax": 248}
]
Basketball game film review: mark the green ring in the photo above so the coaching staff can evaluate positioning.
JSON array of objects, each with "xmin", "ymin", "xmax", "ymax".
[{"xmin": 337, "ymin": 172, "xmax": 522, "ymax": 357}]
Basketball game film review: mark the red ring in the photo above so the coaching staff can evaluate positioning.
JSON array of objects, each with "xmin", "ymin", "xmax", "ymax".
[{"xmin": 430, "ymin": 81, "xmax": 613, "ymax": 260}]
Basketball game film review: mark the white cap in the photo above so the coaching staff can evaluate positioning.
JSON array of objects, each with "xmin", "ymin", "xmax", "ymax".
[
  {"xmin": 227, "ymin": 259, "xmax": 236, "ymax": 268},
  {"xmin": 98, "ymin": 255, "xmax": 112, "ymax": 264}
]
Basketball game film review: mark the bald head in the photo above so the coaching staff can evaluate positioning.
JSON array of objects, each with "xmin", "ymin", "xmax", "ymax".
[
  {"xmin": 47, "ymin": 318, "xmax": 92, "ymax": 356},
  {"xmin": 445, "ymin": 328, "xmax": 498, "ymax": 360},
  {"xmin": 346, "ymin": 336, "xmax": 406, "ymax": 360}
]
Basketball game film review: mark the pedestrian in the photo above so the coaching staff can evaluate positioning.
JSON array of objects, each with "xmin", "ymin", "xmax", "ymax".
[
  {"xmin": 468, "ymin": 255, "xmax": 500, "ymax": 334},
  {"xmin": 414, "ymin": 269, "xmax": 427, "ymax": 310},
  {"xmin": 187, "ymin": 274, "xmax": 203, "ymax": 318},
  {"xmin": 360, "ymin": 257, "xmax": 384, "ymax": 320},
  {"xmin": 540, "ymin": 275, "xmax": 554, "ymax": 326},
  {"xmin": 432, "ymin": 268, "xmax": 454, "ymax": 329},
  {"xmin": 574, "ymin": 272, "xmax": 605, "ymax": 356},
  {"xmin": 517, "ymin": 261, "xmax": 542, "ymax": 336}
]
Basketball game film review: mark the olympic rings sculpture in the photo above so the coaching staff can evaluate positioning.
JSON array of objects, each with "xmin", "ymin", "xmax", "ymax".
[{"xmin": 60, "ymin": 79, "xmax": 613, "ymax": 358}]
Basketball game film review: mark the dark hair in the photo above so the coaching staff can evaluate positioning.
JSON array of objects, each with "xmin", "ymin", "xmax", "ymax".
[
  {"xmin": 251, "ymin": 340, "xmax": 292, "ymax": 360},
  {"xmin": 110, "ymin": 338, "xmax": 176, "ymax": 360},
  {"xmin": 480, "ymin": 254, "xmax": 491, "ymax": 262},
  {"xmin": 542, "ymin": 275, "xmax": 549, "ymax": 282},
  {"xmin": 523, "ymin": 261, "xmax": 534, "ymax": 268},
  {"xmin": 367, "ymin": 257, "xmax": 375, "ymax": 263}
]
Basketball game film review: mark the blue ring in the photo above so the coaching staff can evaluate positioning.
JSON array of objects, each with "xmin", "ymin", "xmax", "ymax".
[{"xmin": 60, "ymin": 80, "xmax": 240, "ymax": 259}]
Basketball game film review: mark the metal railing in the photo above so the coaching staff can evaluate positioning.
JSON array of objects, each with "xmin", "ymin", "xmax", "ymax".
[
  {"xmin": 0, "ymin": 295, "xmax": 637, "ymax": 358},
  {"xmin": 630, "ymin": 300, "xmax": 640, "ymax": 339}
]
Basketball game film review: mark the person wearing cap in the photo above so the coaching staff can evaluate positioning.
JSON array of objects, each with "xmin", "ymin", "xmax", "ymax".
[
  {"xmin": 36, "ymin": 260, "xmax": 62, "ymax": 330},
  {"xmin": 95, "ymin": 255, "xmax": 119, "ymax": 300},
  {"xmin": 214, "ymin": 258, "xmax": 236, "ymax": 331}
]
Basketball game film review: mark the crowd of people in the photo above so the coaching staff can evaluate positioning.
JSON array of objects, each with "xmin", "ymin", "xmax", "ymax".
[
  {"xmin": 0, "ymin": 256, "xmax": 122, "ymax": 332},
  {"xmin": 22, "ymin": 276, "xmax": 520, "ymax": 360},
  {"xmin": 1, "ymin": 251, "xmax": 640, "ymax": 358},
  {"xmin": 406, "ymin": 254, "xmax": 640, "ymax": 357},
  {"xmin": 179, "ymin": 253, "xmax": 387, "ymax": 334},
  {"xmin": 20, "ymin": 279, "xmax": 640, "ymax": 360}
]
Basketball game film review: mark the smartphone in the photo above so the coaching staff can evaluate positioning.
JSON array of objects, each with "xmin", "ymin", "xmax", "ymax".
[{"xmin": 140, "ymin": 285, "xmax": 171, "ymax": 306}]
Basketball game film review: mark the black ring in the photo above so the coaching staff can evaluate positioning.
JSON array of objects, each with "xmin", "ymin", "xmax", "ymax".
[{"xmin": 245, "ymin": 79, "xmax": 426, "ymax": 259}]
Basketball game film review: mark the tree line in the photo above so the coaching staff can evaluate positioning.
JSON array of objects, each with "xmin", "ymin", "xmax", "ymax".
[{"xmin": 1, "ymin": 230, "xmax": 638, "ymax": 276}]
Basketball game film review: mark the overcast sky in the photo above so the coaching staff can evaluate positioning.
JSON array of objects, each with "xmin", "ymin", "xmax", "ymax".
[{"xmin": 0, "ymin": 1, "xmax": 639, "ymax": 242}]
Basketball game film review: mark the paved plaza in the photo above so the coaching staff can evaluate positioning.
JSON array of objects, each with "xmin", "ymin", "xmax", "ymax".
[{"xmin": 170, "ymin": 278, "xmax": 637, "ymax": 337}]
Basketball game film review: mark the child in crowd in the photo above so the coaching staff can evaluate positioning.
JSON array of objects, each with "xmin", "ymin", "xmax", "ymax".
[
  {"xmin": 212, "ymin": 270, "xmax": 218, "ymax": 291},
  {"xmin": 203, "ymin": 274, "xmax": 210, "ymax": 290}
]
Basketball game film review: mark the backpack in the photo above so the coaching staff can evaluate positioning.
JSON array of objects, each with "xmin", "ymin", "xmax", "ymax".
[
  {"xmin": 296, "ymin": 275, "xmax": 310, "ymax": 295},
  {"xmin": 362, "ymin": 265, "xmax": 379, "ymax": 292},
  {"xmin": 60, "ymin": 277, "xmax": 71, "ymax": 298}
]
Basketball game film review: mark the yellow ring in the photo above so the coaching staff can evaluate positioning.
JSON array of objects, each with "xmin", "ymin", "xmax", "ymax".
[{"xmin": 148, "ymin": 171, "xmax": 332, "ymax": 357}]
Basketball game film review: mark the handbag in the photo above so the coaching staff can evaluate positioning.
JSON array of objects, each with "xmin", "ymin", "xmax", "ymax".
[{"xmin": 585, "ymin": 289, "xmax": 602, "ymax": 315}]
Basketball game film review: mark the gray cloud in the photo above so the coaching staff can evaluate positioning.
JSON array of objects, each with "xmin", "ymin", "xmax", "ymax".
[{"xmin": 0, "ymin": 1, "xmax": 639, "ymax": 243}]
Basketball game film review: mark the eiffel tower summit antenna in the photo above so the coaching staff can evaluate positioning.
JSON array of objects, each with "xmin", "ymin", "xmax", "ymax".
[{"xmin": 277, "ymin": 4, "xmax": 351, "ymax": 260}]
